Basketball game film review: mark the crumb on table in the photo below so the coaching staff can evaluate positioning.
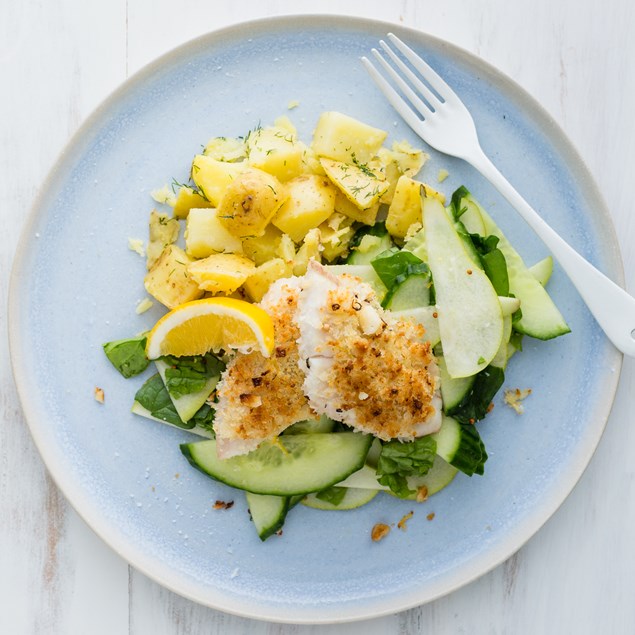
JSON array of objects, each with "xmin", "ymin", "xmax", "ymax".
[{"xmin": 94, "ymin": 387, "xmax": 105, "ymax": 403}]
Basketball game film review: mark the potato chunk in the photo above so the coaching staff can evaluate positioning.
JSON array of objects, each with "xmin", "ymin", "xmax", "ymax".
[
  {"xmin": 191, "ymin": 155, "xmax": 246, "ymax": 206},
  {"xmin": 172, "ymin": 186, "xmax": 212, "ymax": 220},
  {"xmin": 242, "ymin": 223, "xmax": 285, "ymax": 266},
  {"xmin": 242, "ymin": 258, "xmax": 293, "ymax": 302},
  {"xmin": 386, "ymin": 176, "xmax": 446, "ymax": 239},
  {"xmin": 246, "ymin": 125, "xmax": 305, "ymax": 182},
  {"xmin": 318, "ymin": 212, "xmax": 355, "ymax": 262},
  {"xmin": 146, "ymin": 210, "xmax": 180, "ymax": 269},
  {"xmin": 320, "ymin": 158, "xmax": 389, "ymax": 210},
  {"xmin": 144, "ymin": 245, "xmax": 203, "ymax": 309},
  {"xmin": 185, "ymin": 208, "xmax": 243, "ymax": 258},
  {"xmin": 311, "ymin": 111, "xmax": 387, "ymax": 163},
  {"xmin": 203, "ymin": 136, "xmax": 247, "ymax": 162},
  {"xmin": 217, "ymin": 168, "xmax": 288, "ymax": 238},
  {"xmin": 187, "ymin": 253, "xmax": 256, "ymax": 295},
  {"xmin": 272, "ymin": 174, "xmax": 336, "ymax": 242},
  {"xmin": 333, "ymin": 189, "xmax": 379, "ymax": 225}
]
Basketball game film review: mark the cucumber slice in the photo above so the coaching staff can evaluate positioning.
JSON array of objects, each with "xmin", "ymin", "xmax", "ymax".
[
  {"xmin": 181, "ymin": 433, "xmax": 372, "ymax": 496},
  {"xmin": 302, "ymin": 487, "xmax": 378, "ymax": 510},
  {"xmin": 476, "ymin": 205, "xmax": 569, "ymax": 340},
  {"xmin": 338, "ymin": 458, "xmax": 458, "ymax": 498},
  {"xmin": 391, "ymin": 306, "xmax": 440, "ymax": 346},
  {"xmin": 383, "ymin": 272, "xmax": 431, "ymax": 311},
  {"xmin": 438, "ymin": 356, "xmax": 475, "ymax": 413},
  {"xmin": 245, "ymin": 492, "xmax": 289, "ymax": 541},
  {"xmin": 423, "ymin": 196, "xmax": 504, "ymax": 378},
  {"xmin": 155, "ymin": 358, "xmax": 220, "ymax": 423},
  {"xmin": 432, "ymin": 415, "xmax": 487, "ymax": 476},
  {"xmin": 284, "ymin": 415, "xmax": 335, "ymax": 435},
  {"xmin": 396, "ymin": 457, "xmax": 459, "ymax": 500},
  {"xmin": 336, "ymin": 464, "xmax": 384, "ymax": 489}
]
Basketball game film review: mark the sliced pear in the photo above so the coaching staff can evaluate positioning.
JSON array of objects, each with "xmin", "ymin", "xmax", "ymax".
[{"xmin": 423, "ymin": 196, "xmax": 504, "ymax": 378}]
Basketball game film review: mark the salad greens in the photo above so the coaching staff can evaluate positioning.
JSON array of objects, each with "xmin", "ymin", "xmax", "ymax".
[
  {"xmin": 315, "ymin": 485, "xmax": 348, "ymax": 506},
  {"xmin": 161, "ymin": 353, "xmax": 225, "ymax": 399},
  {"xmin": 102, "ymin": 335, "xmax": 149, "ymax": 378},
  {"xmin": 134, "ymin": 373, "xmax": 185, "ymax": 427},
  {"xmin": 376, "ymin": 436, "xmax": 437, "ymax": 498},
  {"xmin": 447, "ymin": 366, "xmax": 505, "ymax": 426}
]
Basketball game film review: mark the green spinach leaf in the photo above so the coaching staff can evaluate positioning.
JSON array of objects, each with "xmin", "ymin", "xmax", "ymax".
[
  {"xmin": 376, "ymin": 436, "xmax": 437, "ymax": 498},
  {"xmin": 103, "ymin": 335, "xmax": 149, "ymax": 378},
  {"xmin": 371, "ymin": 250, "xmax": 430, "ymax": 289},
  {"xmin": 315, "ymin": 486, "xmax": 347, "ymax": 506},
  {"xmin": 162, "ymin": 353, "xmax": 225, "ymax": 399},
  {"xmin": 134, "ymin": 374, "xmax": 191, "ymax": 428},
  {"xmin": 447, "ymin": 365, "xmax": 505, "ymax": 425}
]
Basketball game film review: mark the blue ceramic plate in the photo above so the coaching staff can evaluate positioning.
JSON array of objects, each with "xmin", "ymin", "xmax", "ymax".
[{"xmin": 9, "ymin": 15, "xmax": 622, "ymax": 623}]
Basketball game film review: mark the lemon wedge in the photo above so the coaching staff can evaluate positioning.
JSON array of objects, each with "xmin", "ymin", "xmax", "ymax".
[{"xmin": 145, "ymin": 297, "xmax": 274, "ymax": 359}]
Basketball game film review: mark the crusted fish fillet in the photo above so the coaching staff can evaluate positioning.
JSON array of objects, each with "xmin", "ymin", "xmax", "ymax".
[
  {"xmin": 296, "ymin": 261, "xmax": 442, "ymax": 440},
  {"xmin": 213, "ymin": 277, "xmax": 317, "ymax": 458}
]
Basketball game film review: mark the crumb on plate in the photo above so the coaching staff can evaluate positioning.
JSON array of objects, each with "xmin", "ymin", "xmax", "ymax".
[
  {"xmin": 397, "ymin": 511, "xmax": 414, "ymax": 531},
  {"xmin": 437, "ymin": 168, "xmax": 449, "ymax": 183},
  {"xmin": 150, "ymin": 184, "xmax": 176, "ymax": 206},
  {"xmin": 416, "ymin": 485, "xmax": 429, "ymax": 503},
  {"xmin": 94, "ymin": 386, "xmax": 105, "ymax": 403},
  {"xmin": 371, "ymin": 522, "xmax": 391, "ymax": 542},
  {"xmin": 504, "ymin": 387, "xmax": 532, "ymax": 414},
  {"xmin": 128, "ymin": 237, "xmax": 145, "ymax": 257},
  {"xmin": 135, "ymin": 297, "xmax": 154, "ymax": 314},
  {"xmin": 213, "ymin": 500, "xmax": 235, "ymax": 510}
]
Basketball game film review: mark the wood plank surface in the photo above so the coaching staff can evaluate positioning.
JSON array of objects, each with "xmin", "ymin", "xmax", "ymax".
[{"xmin": 2, "ymin": 1, "xmax": 634, "ymax": 633}]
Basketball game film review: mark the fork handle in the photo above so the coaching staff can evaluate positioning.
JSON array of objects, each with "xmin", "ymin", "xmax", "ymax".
[{"xmin": 467, "ymin": 146, "xmax": 635, "ymax": 356}]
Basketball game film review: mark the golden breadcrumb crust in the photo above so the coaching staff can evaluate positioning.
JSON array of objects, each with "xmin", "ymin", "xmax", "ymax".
[
  {"xmin": 214, "ymin": 282, "xmax": 316, "ymax": 441},
  {"xmin": 315, "ymin": 285, "xmax": 437, "ymax": 440}
]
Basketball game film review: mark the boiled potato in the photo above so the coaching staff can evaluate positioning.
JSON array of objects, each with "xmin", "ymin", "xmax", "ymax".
[
  {"xmin": 318, "ymin": 213, "xmax": 355, "ymax": 262},
  {"xmin": 333, "ymin": 189, "xmax": 379, "ymax": 225},
  {"xmin": 203, "ymin": 136, "xmax": 247, "ymax": 162},
  {"xmin": 185, "ymin": 208, "xmax": 243, "ymax": 258},
  {"xmin": 247, "ymin": 125, "xmax": 305, "ymax": 182},
  {"xmin": 272, "ymin": 174, "xmax": 336, "ymax": 242},
  {"xmin": 146, "ymin": 210, "xmax": 180, "ymax": 269},
  {"xmin": 243, "ymin": 258, "xmax": 293, "ymax": 302},
  {"xmin": 187, "ymin": 253, "xmax": 256, "ymax": 295},
  {"xmin": 311, "ymin": 111, "xmax": 387, "ymax": 163},
  {"xmin": 172, "ymin": 185, "xmax": 212, "ymax": 220},
  {"xmin": 217, "ymin": 167, "xmax": 288, "ymax": 238},
  {"xmin": 378, "ymin": 142, "xmax": 430, "ymax": 205},
  {"xmin": 320, "ymin": 158, "xmax": 389, "ymax": 210},
  {"xmin": 144, "ymin": 245, "xmax": 204, "ymax": 308},
  {"xmin": 242, "ymin": 223, "xmax": 285, "ymax": 266},
  {"xmin": 386, "ymin": 176, "xmax": 446, "ymax": 239},
  {"xmin": 191, "ymin": 155, "xmax": 245, "ymax": 206},
  {"xmin": 293, "ymin": 228, "xmax": 321, "ymax": 275}
]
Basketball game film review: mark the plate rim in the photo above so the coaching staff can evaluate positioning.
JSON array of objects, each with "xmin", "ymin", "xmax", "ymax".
[{"xmin": 8, "ymin": 13, "xmax": 624, "ymax": 624}]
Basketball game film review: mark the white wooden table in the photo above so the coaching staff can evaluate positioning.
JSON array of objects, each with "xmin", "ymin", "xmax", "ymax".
[{"xmin": 2, "ymin": 1, "xmax": 634, "ymax": 633}]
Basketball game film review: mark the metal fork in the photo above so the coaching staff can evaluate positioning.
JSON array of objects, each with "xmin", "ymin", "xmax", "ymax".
[{"xmin": 362, "ymin": 33, "xmax": 635, "ymax": 357}]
